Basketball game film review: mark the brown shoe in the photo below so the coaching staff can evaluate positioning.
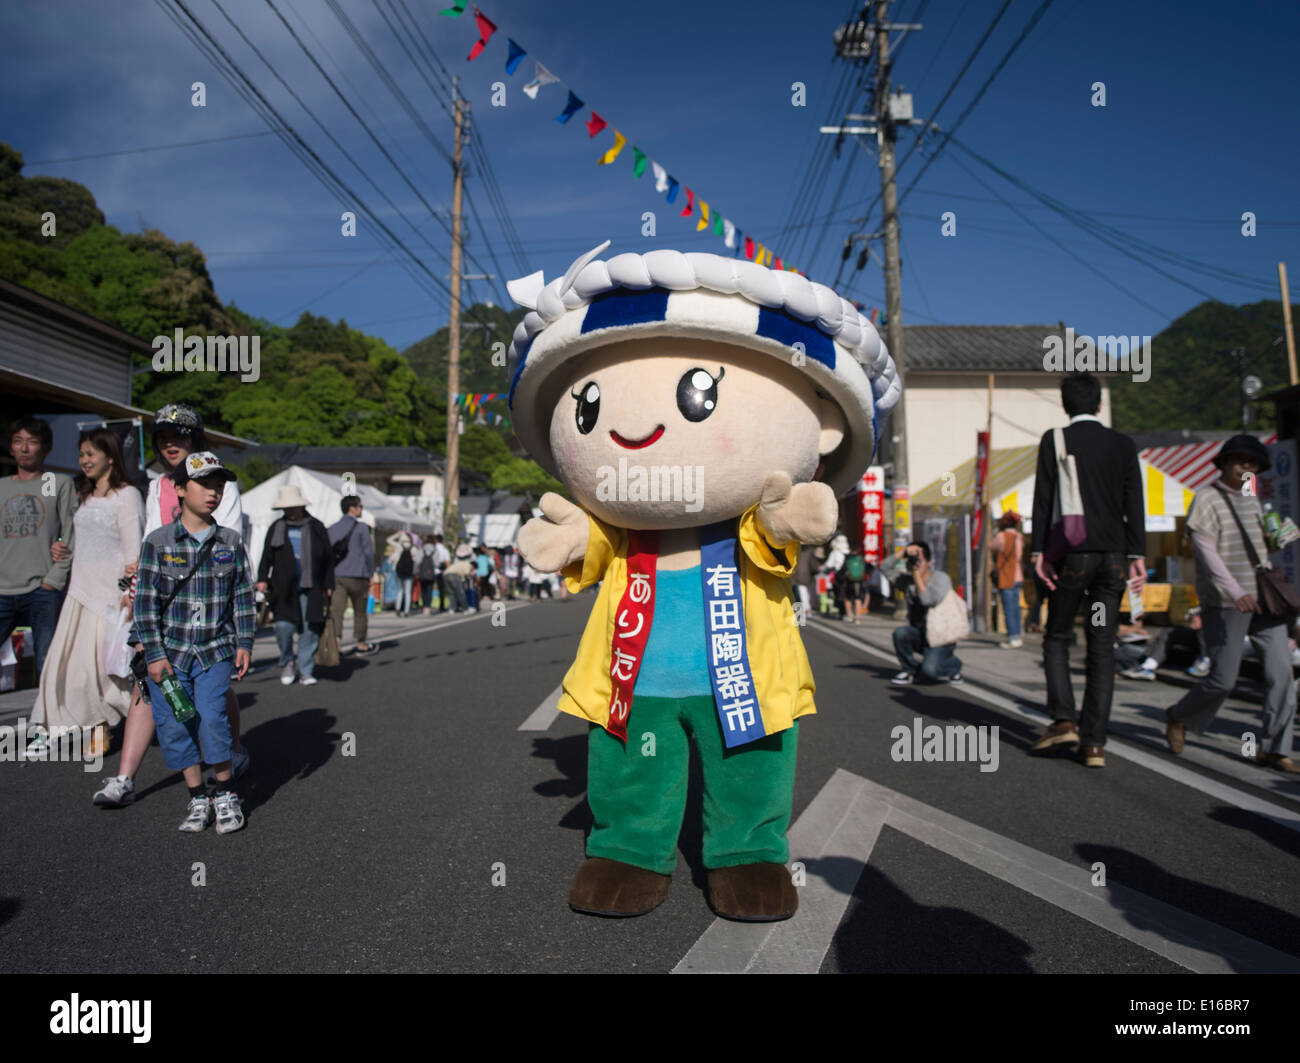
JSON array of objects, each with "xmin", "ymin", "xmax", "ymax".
[
  {"xmin": 707, "ymin": 863, "xmax": 798, "ymax": 922},
  {"xmin": 568, "ymin": 857, "xmax": 671, "ymax": 917},
  {"xmin": 1030, "ymin": 720, "xmax": 1079, "ymax": 754},
  {"xmin": 1165, "ymin": 708, "xmax": 1185, "ymax": 755},
  {"xmin": 1078, "ymin": 745, "xmax": 1105, "ymax": 768},
  {"xmin": 1256, "ymin": 753, "xmax": 1300, "ymax": 774}
]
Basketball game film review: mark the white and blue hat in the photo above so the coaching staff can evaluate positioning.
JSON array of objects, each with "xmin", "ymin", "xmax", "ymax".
[{"xmin": 505, "ymin": 242, "xmax": 901, "ymax": 497}]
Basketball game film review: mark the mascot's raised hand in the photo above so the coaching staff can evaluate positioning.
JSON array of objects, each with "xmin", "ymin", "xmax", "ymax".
[
  {"xmin": 517, "ymin": 492, "xmax": 589, "ymax": 573},
  {"xmin": 757, "ymin": 471, "xmax": 838, "ymax": 547},
  {"xmin": 502, "ymin": 242, "xmax": 900, "ymax": 923}
]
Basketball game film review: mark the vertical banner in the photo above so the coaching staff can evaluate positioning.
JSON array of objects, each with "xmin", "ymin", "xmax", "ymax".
[
  {"xmin": 858, "ymin": 466, "xmax": 885, "ymax": 564},
  {"xmin": 1262, "ymin": 439, "xmax": 1299, "ymax": 587},
  {"xmin": 892, "ymin": 484, "xmax": 911, "ymax": 548},
  {"xmin": 971, "ymin": 430, "xmax": 990, "ymax": 558}
]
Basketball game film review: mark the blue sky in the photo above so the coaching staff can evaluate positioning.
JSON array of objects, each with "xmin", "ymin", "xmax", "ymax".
[{"xmin": 3, "ymin": 0, "xmax": 1297, "ymax": 357}]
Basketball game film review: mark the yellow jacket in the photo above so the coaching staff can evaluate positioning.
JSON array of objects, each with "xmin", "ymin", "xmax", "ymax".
[{"xmin": 558, "ymin": 502, "xmax": 817, "ymax": 738}]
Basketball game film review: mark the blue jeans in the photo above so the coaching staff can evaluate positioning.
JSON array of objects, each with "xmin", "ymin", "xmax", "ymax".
[
  {"xmin": 893, "ymin": 624, "xmax": 961, "ymax": 680},
  {"xmin": 0, "ymin": 586, "xmax": 65, "ymax": 675},
  {"xmin": 275, "ymin": 591, "xmax": 320, "ymax": 678},
  {"xmin": 999, "ymin": 584, "xmax": 1023, "ymax": 638},
  {"xmin": 145, "ymin": 657, "xmax": 234, "ymax": 771}
]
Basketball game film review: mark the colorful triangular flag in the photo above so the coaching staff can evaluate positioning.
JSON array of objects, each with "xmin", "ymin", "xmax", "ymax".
[
  {"xmin": 598, "ymin": 130, "xmax": 627, "ymax": 165},
  {"xmin": 467, "ymin": 7, "xmax": 497, "ymax": 61},
  {"xmin": 586, "ymin": 111, "xmax": 607, "ymax": 138},
  {"xmin": 712, "ymin": 212, "xmax": 724, "ymax": 237},
  {"xmin": 723, "ymin": 219, "xmax": 736, "ymax": 248},
  {"xmin": 680, "ymin": 187, "xmax": 694, "ymax": 218},
  {"xmin": 774, "ymin": 256, "xmax": 783, "ymax": 270},
  {"xmin": 522, "ymin": 62, "xmax": 558, "ymax": 99},
  {"xmin": 505, "ymin": 39, "xmax": 526, "ymax": 75},
  {"xmin": 632, "ymin": 148, "xmax": 647, "ymax": 177},
  {"xmin": 555, "ymin": 91, "xmax": 584, "ymax": 124},
  {"xmin": 665, "ymin": 177, "xmax": 679, "ymax": 204},
  {"xmin": 697, "ymin": 201, "xmax": 709, "ymax": 232},
  {"xmin": 652, "ymin": 161, "xmax": 668, "ymax": 192},
  {"xmin": 744, "ymin": 236, "xmax": 755, "ymax": 260},
  {"xmin": 439, "ymin": 0, "xmax": 466, "ymax": 14}
]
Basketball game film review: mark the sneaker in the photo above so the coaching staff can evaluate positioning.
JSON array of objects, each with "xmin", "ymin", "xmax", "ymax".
[
  {"xmin": 1188, "ymin": 656, "xmax": 1211, "ymax": 678},
  {"xmin": 280, "ymin": 662, "xmax": 296, "ymax": 686},
  {"xmin": 1000, "ymin": 638, "xmax": 1023, "ymax": 649},
  {"xmin": 207, "ymin": 745, "xmax": 251, "ymax": 786},
  {"xmin": 212, "ymin": 790, "xmax": 245, "ymax": 834},
  {"xmin": 300, "ymin": 675, "xmax": 318, "ymax": 686},
  {"xmin": 93, "ymin": 775, "xmax": 135, "ymax": 807},
  {"xmin": 890, "ymin": 671, "xmax": 915, "ymax": 685},
  {"xmin": 356, "ymin": 643, "xmax": 379, "ymax": 655},
  {"xmin": 940, "ymin": 672, "xmax": 964, "ymax": 684},
  {"xmin": 1120, "ymin": 666, "xmax": 1157, "ymax": 681},
  {"xmin": 22, "ymin": 729, "xmax": 49, "ymax": 760},
  {"xmin": 179, "ymin": 795, "xmax": 213, "ymax": 832}
]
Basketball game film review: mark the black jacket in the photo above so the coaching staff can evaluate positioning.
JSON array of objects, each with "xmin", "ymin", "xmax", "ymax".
[
  {"xmin": 1031, "ymin": 418, "xmax": 1145, "ymax": 557},
  {"xmin": 257, "ymin": 516, "xmax": 335, "ymax": 627}
]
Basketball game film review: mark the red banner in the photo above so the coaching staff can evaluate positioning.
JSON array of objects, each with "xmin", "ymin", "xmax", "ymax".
[
  {"xmin": 607, "ymin": 530, "xmax": 657, "ymax": 743},
  {"xmin": 858, "ymin": 465, "xmax": 885, "ymax": 565},
  {"xmin": 971, "ymin": 431, "xmax": 990, "ymax": 556}
]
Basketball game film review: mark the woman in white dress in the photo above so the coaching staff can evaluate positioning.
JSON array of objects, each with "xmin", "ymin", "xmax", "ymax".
[
  {"xmin": 85, "ymin": 404, "xmax": 248, "ymax": 806},
  {"xmin": 29, "ymin": 428, "xmax": 144, "ymax": 758}
]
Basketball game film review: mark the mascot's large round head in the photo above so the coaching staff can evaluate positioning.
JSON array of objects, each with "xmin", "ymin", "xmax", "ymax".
[{"xmin": 506, "ymin": 242, "xmax": 901, "ymax": 529}]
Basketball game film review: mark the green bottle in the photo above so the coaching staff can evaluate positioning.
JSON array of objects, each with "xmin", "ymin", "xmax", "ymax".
[
  {"xmin": 160, "ymin": 672, "xmax": 196, "ymax": 723},
  {"xmin": 1264, "ymin": 504, "xmax": 1282, "ymax": 547}
]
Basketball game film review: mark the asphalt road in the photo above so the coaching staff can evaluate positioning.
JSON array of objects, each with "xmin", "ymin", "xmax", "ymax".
[{"xmin": 3, "ymin": 596, "xmax": 1298, "ymax": 974}]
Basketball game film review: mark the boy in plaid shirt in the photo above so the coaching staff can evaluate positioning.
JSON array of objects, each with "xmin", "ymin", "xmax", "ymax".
[{"xmin": 134, "ymin": 452, "xmax": 254, "ymax": 833}]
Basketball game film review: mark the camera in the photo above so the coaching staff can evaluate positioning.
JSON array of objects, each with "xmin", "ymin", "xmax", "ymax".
[{"xmin": 905, "ymin": 552, "xmax": 920, "ymax": 570}]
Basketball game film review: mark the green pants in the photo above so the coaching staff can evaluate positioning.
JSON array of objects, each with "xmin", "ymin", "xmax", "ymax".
[{"xmin": 586, "ymin": 694, "xmax": 798, "ymax": 875}]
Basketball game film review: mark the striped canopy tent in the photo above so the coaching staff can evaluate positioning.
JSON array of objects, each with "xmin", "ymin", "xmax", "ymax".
[{"xmin": 914, "ymin": 442, "xmax": 1242, "ymax": 531}]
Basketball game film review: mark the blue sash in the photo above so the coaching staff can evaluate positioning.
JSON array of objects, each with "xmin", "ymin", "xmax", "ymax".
[{"xmin": 700, "ymin": 521, "xmax": 766, "ymax": 747}]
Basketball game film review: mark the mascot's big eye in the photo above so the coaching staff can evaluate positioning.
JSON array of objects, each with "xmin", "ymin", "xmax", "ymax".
[
  {"xmin": 676, "ymin": 366, "xmax": 724, "ymax": 423},
  {"xmin": 572, "ymin": 381, "xmax": 600, "ymax": 434}
]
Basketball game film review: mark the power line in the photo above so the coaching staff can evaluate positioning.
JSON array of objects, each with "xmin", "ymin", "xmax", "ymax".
[{"xmin": 23, "ymin": 129, "xmax": 281, "ymax": 166}]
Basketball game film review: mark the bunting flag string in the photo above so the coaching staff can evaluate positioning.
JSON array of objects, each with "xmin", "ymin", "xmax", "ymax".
[
  {"xmin": 441, "ymin": 8, "xmax": 799, "ymax": 271},
  {"xmin": 466, "ymin": 7, "xmax": 497, "ymax": 61}
]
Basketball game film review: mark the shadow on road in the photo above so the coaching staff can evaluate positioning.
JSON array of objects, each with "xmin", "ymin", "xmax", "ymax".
[
  {"xmin": 831, "ymin": 860, "xmax": 1034, "ymax": 973},
  {"xmin": 0, "ymin": 897, "xmax": 20, "ymax": 930},
  {"xmin": 1075, "ymin": 842, "xmax": 1300, "ymax": 969},
  {"xmin": 236, "ymin": 708, "xmax": 342, "ymax": 817}
]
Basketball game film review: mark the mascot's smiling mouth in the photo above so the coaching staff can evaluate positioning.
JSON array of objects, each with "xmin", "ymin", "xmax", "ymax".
[{"xmin": 609, "ymin": 425, "xmax": 665, "ymax": 450}]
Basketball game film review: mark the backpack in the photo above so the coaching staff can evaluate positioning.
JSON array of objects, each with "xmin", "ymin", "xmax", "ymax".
[
  {"xmin": 418, "ymin": 551, "xmax": 436, "ymax": 580},
  {"xmin": 844, "ymin": 552, "xmax": 866, "ymax": 581},
  {"xmin": 331, "ymin": 518, "xmax": 353, "ymax": 566},
  {"xmin": 395, "ymin": 547, "xmax": 414, "ymax": 578}
]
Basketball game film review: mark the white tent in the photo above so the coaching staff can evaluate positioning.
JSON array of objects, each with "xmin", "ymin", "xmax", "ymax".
[{"xmin": 241, "ymin": 465, "xmax": 437, "ymax": 570}]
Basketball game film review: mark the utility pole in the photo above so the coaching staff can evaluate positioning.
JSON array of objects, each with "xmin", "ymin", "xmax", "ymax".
[
  {"xmin": 1280, "ymin": 262, "xmax": 1297, "ymax": 386},
  {"xmin": 443, "ymin": 81, "xmax": 466, "ymax": 543},
  {"xmin": 824, "ymin": 2, "xmax": 922, "ymax": 549}
]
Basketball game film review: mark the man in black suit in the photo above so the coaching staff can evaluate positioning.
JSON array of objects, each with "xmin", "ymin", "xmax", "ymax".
[{"xmin": 1029, "ymin": 372, "xmax": 1146, "ymax": 768}]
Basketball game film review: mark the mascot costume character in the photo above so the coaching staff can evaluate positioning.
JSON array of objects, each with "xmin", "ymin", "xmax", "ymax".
[{"xmin": 511, "ymin": 241, "xmax": 900, "ymax": 921}]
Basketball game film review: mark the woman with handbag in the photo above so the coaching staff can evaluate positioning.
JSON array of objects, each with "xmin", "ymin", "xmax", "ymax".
[
  {"xmin": 28, "ymin": 429, "xmax": 143, "ymax": 759},
  {"xmin": 1165, "ymin": 435, "xmax": 1299, "ymax": 773}
]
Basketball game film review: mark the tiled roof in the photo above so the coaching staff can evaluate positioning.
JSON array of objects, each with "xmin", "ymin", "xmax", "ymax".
[
  {"xmin": 213, "ymin": 443, "xmax": 444, "ymax": 471},
  {"xmin": 902, "ymin": 325, "xmax": 1065, "ymax": 372}
]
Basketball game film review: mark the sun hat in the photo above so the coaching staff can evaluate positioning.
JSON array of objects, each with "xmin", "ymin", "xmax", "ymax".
[
  {"xmin": 1214, "ymin": 433, "xmax": 1271, "ymax": 473},
  {"xmin": 272, "ymin": 484, "xmax": 311, "ymax": 510},
  {"xmin": 505, "ymin": 241, "xmax": 901, "ymax": 497},
  {"xmin": 454, "ymin": 543, "xmax": 473, "ymax": 560}
]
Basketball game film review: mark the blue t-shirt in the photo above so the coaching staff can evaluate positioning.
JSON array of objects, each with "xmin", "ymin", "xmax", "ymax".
[
  {"xmin": 287, "ymin": 526, "xmax": 303, "ymax": 583},
  {"xmin": 475, "ymin": 553, "xmax": 491, "ymax": 578},
  {"xmin": 635, "ymin": 565, "xmax": 712, "ymax": 698}
]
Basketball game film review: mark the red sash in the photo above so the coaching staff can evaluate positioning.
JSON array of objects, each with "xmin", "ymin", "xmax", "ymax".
[{"xmin": 606, "ymin": 529, "xmax": 658, "ymax": 742}]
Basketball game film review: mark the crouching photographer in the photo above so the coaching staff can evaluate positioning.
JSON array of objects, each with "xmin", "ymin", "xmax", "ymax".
[{"xmin": 884, "ymin": 542, "xmax": 965, "ymax": 686}]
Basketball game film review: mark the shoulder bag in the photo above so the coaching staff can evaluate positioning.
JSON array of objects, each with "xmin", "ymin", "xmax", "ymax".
[
  {"xmin": 925, "ymin": 587, "xmax": 972, "ymax": 646},
  {"xmin": 1043, "ymin": 427, "xmax": 1087, "ymax": 564},
  {"xmin": 1213, "ymin": 484, "xmax": 1300, "ymax": 619}
]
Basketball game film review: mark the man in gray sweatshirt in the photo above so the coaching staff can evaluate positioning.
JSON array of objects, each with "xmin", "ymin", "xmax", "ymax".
[
  {"xmin": 884, "ymin": 541, "xmax": 964, "ymax": 685},
  {"xmin": 0, "ymin": 416, "xmax": 77, "ymax": 675}
]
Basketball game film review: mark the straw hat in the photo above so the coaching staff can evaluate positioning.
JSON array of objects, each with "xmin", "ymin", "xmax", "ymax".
[{"xmin": 272, "ymin": 484, "xmax": 311, "ymax": 510}]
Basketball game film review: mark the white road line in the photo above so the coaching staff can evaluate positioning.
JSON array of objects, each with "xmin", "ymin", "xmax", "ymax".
[
  {"xmin": 675, "ymin": 769, "xmax": 1300, "ymax": 974},
  {"xmin": 806, "ymin": 621, "xmax": 1300, "ymax": 831},
  {"xmin": 674, "ymin": 768, "xmax": 891, "ymax": 974},
  {"xmin": 519, "ymin": 684, "xmax": 565, "ymax": 731}
]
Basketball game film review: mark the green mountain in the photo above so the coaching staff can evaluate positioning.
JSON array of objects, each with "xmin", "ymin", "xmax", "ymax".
[
  {"xmin": 0, "ymin": 141, "xmax": 559, "ymax": 494},
  {"xmin": 1109, "ymin": 299, "xmax": 1289, "ymax": 432}
]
